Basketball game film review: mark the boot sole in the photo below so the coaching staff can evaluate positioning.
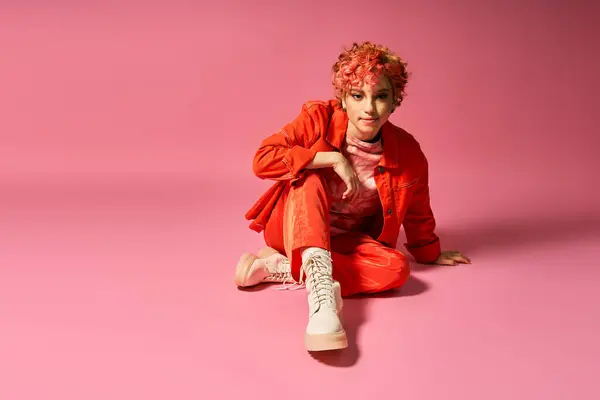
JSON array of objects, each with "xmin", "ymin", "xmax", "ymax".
[
  {"xmin": 305, "ymin": 330, "xmax": 348, "ymax": 351},
  {"xmin": 234, "ymin": 253, "xmax": 257, "ymax": 287},
  {"xmin": 234, "ymin": 248, "xmax": 280, "ymax": 287}
]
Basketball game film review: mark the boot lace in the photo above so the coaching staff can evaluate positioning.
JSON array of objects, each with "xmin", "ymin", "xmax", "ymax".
[
  {"xmin": 265, "ymin": 258, "xmax": 304, "ymax": 291},
  {"xmin": 299, "ymin": 252, "xmax": 335, "ymax": 309}
]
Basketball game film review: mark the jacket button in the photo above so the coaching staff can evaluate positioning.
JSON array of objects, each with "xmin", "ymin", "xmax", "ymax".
[
  {"xmin": 387, "ymin": 209, "xmax": 393, "ymax": 215},
  {"xmin": 378, "ymin": 166, "xmax": 384, "ymax": 173}
]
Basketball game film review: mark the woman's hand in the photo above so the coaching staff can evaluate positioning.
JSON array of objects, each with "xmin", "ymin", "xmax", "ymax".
[
  {"xmin": 332, "ymin": 154, "xmax": 360, "ymax": 200},
  {"xmin": 306, "ymin": 151, "xmax": 359, "ymax": 200},
  {"xmin": 433, "ymin": 250, "xmax": 471, "ymax": 266}
]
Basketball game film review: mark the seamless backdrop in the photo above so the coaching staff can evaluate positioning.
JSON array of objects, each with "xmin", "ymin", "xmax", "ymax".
[{"xmin": 1, "ymin": 1, "xmax": 599, "ymax": 399}]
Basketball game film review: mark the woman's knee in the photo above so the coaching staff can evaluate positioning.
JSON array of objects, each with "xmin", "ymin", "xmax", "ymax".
[
  {"xmin": 383, "ymin": 249, "xmax": 410, "ymax": 288},
  {"xmin": 293, "ymin": 171, "xmax": 328, "ymax": 193},
  {"xmin": 395, "ymin": 256, "xmax": 410, "ymax": 284}
]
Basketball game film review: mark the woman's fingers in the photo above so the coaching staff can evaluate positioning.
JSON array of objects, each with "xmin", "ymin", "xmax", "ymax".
[
  {"xmin": 438, "ymin": 258, "xmax": 457, "ymax": 266},
  {"xmin": 342, "ymin": 174, "xmax": 360, "ymax": 200},
  {"xmin": 454, "ymin": 255, "xmax": 471, "ymax": 264}
]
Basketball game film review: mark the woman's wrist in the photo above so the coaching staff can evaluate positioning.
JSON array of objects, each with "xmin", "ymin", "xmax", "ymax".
[{"xmin": 307, "ymin": 152, "xmax": 342, "ymax": 169}]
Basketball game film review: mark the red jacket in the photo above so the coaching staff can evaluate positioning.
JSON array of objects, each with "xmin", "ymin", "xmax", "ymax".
[{"xmin": 245, "ymin": 99, "xmax": 441, "ymax": 264}]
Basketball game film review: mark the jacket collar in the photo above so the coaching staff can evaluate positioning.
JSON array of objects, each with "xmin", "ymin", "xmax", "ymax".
[{"xmin": 325, "ymin": 104, "xmax": 401, "ymax": 169}]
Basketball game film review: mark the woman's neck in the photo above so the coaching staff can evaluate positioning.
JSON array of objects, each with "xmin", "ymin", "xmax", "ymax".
[{"xmin": 363, "ymin": 130, "xmax": 382, "ymax": 143}]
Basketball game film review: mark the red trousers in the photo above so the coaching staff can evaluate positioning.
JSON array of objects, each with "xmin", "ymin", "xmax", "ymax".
[{"xmin": 263, "ymin": 172, "xmax": 410, "ymax": 297}]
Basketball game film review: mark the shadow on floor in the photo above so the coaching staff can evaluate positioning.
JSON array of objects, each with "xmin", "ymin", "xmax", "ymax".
[
  {"xmin": 410, "ymin": 214, "xmax": 600, "ymax": 271},
  {"xmin": 309, "ymin": 213, "xmax": 600, "ymax": 366},
  {"xmin": 308, "ymin": 275, "xmax": 429, "ymax": 367},
  {"xmin": 237, "ymin": 213, "xmax": 600, "ymax": 366}
]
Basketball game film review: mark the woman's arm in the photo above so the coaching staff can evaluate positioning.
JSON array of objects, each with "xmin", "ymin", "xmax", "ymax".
[
  {"xmin": 306, "ymin": 151, "xmax": 341, "ymax": 169},
  {"xmin": 402, "ymin": 156, "xmax": 441, "ymax": 264},
  {"xmin": 252, "ymin": 105, "xmax": 320, "ymax": 181}
]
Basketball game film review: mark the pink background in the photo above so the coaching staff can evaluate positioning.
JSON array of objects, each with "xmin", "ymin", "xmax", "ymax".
[{"xmin": 1, "ymin": 1, "xmax": 599, "ymax": 399}]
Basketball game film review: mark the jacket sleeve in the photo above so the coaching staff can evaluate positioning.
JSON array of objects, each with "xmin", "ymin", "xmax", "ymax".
[
  {"xmin": 402, "ymin": 156, "xmax": 442, "ymax": 264},
  {"xmin": 252, "ymin": 104, "xmax": 320, "ymax": 183}
]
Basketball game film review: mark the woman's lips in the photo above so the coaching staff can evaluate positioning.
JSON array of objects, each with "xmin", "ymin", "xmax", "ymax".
[{"xmin": 361, "ymin": 118, "xmax": 378, "ymax": 125}]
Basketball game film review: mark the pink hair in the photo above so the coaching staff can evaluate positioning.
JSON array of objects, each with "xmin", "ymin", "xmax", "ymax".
[{"xmin": 332, "ymin": 41, "xmax": 410, "ymax": 109}]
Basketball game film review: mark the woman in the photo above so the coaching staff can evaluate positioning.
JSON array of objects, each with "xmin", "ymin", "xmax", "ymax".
[{"xmin": 235, "ymin": 41, "xmax": 471, "ymax": 352}]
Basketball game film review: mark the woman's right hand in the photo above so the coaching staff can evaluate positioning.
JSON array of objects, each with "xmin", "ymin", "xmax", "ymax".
[
  {"xmin": 332, "ymin": 154, "xmax": 360, "ymax": 200},
  {"xmin": 306, "ymin": 151, "xmax": 360, "ymax": 200}
]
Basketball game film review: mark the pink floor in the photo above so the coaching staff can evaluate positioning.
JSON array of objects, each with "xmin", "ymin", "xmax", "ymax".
[{"xmin": 1, "ymin": 179, "xmax": 598, "ymax": 399}]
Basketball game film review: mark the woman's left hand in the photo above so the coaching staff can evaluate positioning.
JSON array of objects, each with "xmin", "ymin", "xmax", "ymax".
[{"xmin": 434, "ymin": 250, "xmax": 471, "ymax": 266}]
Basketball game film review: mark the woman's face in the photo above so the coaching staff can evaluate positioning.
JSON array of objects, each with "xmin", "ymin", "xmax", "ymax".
[{"xmin": 343, "ymin": 76, "xmax": 394, "ymax": 142}]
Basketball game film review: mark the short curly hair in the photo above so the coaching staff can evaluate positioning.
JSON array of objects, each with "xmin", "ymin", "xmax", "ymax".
[{"xmin": 331, "ymin": 41, "xmax": 410, "ymax": 109}]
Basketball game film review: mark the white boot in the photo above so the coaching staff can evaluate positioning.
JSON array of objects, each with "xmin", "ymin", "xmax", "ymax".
[
  {"xmin": 235, "ymin": 247, "xmax": 295, "ymax": 287},
  {"xmin": 300, "ymin": 248, "xmax": 347, "ymax": 351}
]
